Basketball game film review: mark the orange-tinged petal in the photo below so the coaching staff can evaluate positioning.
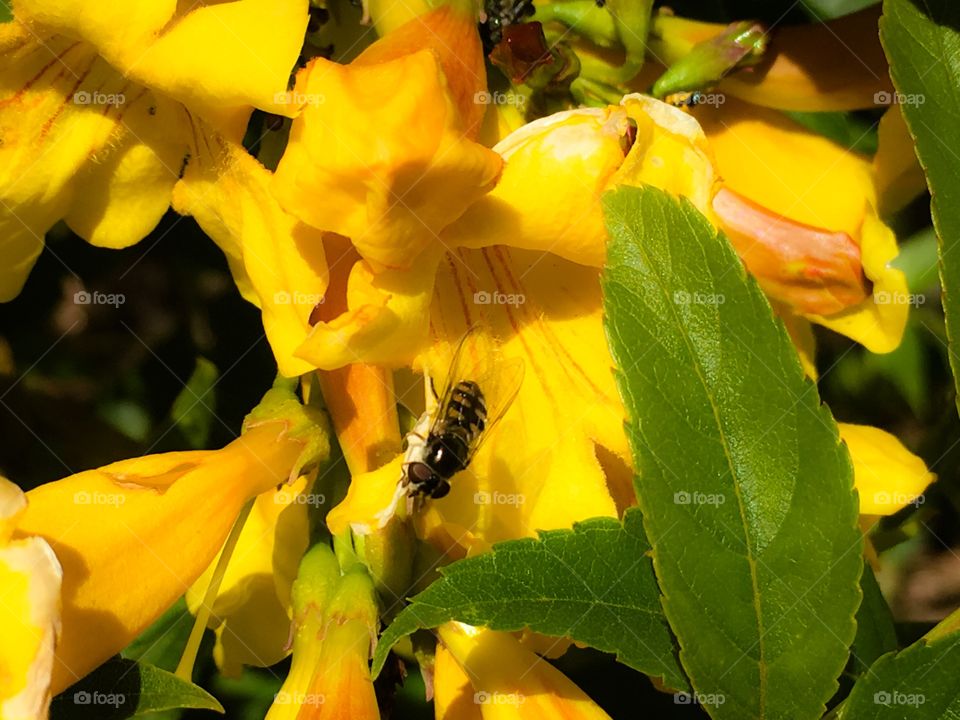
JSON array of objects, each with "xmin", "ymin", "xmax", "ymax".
[
  {"xmin": 712, "ymin": 187, "xmax": 870, "ymax": 316},
  {"xmin": 273, "ymin": 49, "xmax": 501, "ymax": 270},
  {"xmin": 355, "ymin": 4, "xmax": 488, "ymax": 138},
  {"xmin": 693, "ymin": 98, "xmax": 908, "ymax": 352},
  {"xmin": 296, "ymin": 249, "xmax": 442, "ymax": 370},
  {"xmin": 840, "ymin": 423, "xmax": 934, "ymax": 515},
  {"xmin": 14, "ymin": 422, "xmax": 312, "ymax": 694}
]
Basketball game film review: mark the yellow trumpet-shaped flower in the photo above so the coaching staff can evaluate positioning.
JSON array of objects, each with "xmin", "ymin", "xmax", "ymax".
[
  {"xmin": 692, "ymin": 98, "xmax": 909, "ymax": 354},
  {"xmin": 324, "ymin": 96, "xmax": 713, "ymax": 554},
  {"xmin": 1, "ymin": 478, "xmax": 62, "ymax": 720},
  {"xmin": 9, "ymin": 401, "xmax": 328, "ymax": 697},
  {"xmin": 0, "ymin": 0, "xmax": 308, "ymax": 302},
  {"xmin": 436, "ymin": 623, "xmax": 611, "ymax": 719},
  {"xmin": 273, "ymin": 4, "xmax": 502, "ymax": 272},
  {"xmin": 267, "ymin": 546, "xmax": 380, "ymax": 720}
]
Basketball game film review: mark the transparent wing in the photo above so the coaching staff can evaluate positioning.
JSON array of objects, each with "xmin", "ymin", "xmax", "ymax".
[{"xmin": 426, "ymin": 325, "xmax": 525, "ymax": 461}]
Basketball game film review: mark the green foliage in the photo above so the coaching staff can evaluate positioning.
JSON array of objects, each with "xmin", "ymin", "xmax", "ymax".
[
  {"xmin": 602, "ymin": 186, "xmax": 862, "ymax": 719},
  {"xmin": 836, "ymin": 632, "xmax": 960, "ymax": 718},
  {"xmin": 170, "ymin": 357, "xmax": 220, "ymax": 449},
  {"xmin": 49, "ymin": 658, "xmax": 223, "ymax": 719},
  {"xmin": 881, "ymin": 0, "xmax": 960, "ymax": 417},
  {"xmin": 373, "ymin": 509, "xmax": 685, "ymax": 690}
]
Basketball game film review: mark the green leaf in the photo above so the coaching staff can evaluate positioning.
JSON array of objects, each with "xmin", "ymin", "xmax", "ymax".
[
  {"xmin": 880, "ymin": 0, "xmax": 960, "ymax": 416},
  {"xmin": 602, "ymin": 186, "xmax": 862, "ymax": 720},
  {"xmin": 849, "ymin": 565, "xmax": 898, "ymax": 677},
  {"xmin": 170, "ymin": 357, "xmax": 219, "ymax": 448},
  {"xmin": 50, "ymin": 657, "xmax": 223, "ymax": 719},
  {"xmin": 372, "ymin": 509, "xmax": 686, "ymax": 690},
  {"xmin": 836, "ymin": 633, "xmax": 960, "ymax": 718}
]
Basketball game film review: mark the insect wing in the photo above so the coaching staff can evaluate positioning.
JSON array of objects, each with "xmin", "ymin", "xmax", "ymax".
[{"xmin": 425, "ymin": 327, "xmax": 525, "ymax": 461}]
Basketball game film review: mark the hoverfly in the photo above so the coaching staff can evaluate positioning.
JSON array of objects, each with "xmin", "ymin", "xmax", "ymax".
[{"xmin": 402, "ymin": 327, "xmax": 524, "ymax": 501}]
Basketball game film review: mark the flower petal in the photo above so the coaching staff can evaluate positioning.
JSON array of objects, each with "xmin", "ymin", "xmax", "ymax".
[
  {"xmin": 273, "ymin": 49, "xmax": 501, "ymax": 269},
  {"xmin": 0, "ymin": 478, "xmax": 62, "ymax": 720},
  {"xmin": 296, "ymin": 247, "xmax": 441, "ymax": 370},
  {"xmin": 172, "ymin": 130, "xmax": 329, "ymax": 378},
  {"xmin": 15, "ymin": 0, "xmax": 307, "ymax": 135},
  {"xmin": 14, "ymin": 423, "xmax": 309, "ymax": 693},
  {"xmin": 125, "ymin": 0, "xmax": 309, "ymax": 133},
  {"xmin": 444, "ymin": 95, "xmax": 716, "ymax": 268},
  {"xmin": 419, "ymin": 247, "xmax": 624, "ymax": 552},
  {"xmin": 0, "ymin": 23, "xmax": 189, "ymax": 299},
  {"xmin": 0, "ymin": 537, "xmax": 62, "ymax": 720},
  {"xmin": 693, "ymin": 98, "xmax": 908, "ymax": 352},
  {"xmin": 438, "ymin": 623, "xmax": 612, "ymax": 719},
  {"xmin": 840, "ymin": 423, "xmax": 934, "ymax": 515}
]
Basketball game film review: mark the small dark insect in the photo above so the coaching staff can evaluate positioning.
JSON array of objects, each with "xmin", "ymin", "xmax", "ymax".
[
  {"xmin": 480, "ymin": 0, "xmax": 537, "ymax": 53},
  {"xmin": 402, "ymin": 328, "xmax": 523, "ymax": 501}
]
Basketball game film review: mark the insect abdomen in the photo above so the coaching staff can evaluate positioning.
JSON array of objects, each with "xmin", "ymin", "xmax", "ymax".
[{"xmin": 446, "ymin": 380, "xmax": 487, "ymax": 434}]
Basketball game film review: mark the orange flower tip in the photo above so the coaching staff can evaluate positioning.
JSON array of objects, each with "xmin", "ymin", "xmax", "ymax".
[{"xmin": 713, "ymin": 187, "xmax": 871, "ymax": 315}]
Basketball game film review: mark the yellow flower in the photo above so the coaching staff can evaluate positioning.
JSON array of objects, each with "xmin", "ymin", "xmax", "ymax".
[
  {"xmin": 319, "ymin": 95, "xmax": 928, "ymax": 561},
  {"xmin": 839, "ymin": 423, "xmax": 933, "ymax": 516},
  {"xmin": 267, "ymin": 546, "xmax": 380, "ymax": 720},
  {"xmin": 1, "ymin": 478, "xmax": 62, "ymax": 720},
  {"xmin": 273, "ymin": 4, "xmax": 501, "ymax": 271},
  {"xmin": 436, "ymin": 623, "xmax": 611, "ymax": 719},
  {"xmin": 325, "ymin": 96, "xmax": 713, "ymax": 554},
  {"xmin": 9, "ymin": 409, "xmax": 326, "ymax": 697},
  {"xmin": 0, "ymin": 0, "xmax": 308, "ymax": 302},
  {"xmin": 692, "ymin": 98, "xmax": 909, "ymax": 354}
]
